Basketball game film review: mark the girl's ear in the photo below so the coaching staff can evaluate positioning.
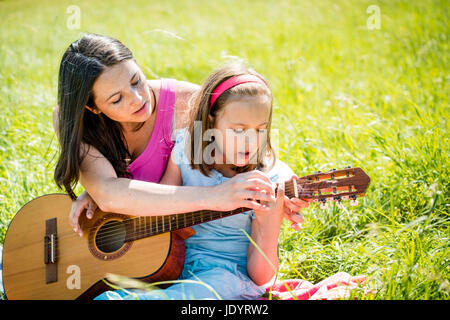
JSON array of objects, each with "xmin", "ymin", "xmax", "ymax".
[{"xmin": 85, "ymin": 105, "xmax": 101, "ymax": 114}]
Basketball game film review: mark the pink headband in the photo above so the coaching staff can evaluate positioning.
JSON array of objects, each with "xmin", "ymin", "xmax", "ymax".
[{"xmin": 209, "ymin": 74, "xmax": 267, "ymax": 111}]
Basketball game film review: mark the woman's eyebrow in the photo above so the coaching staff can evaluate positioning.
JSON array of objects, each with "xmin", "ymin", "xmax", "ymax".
[{"xmin": 105, "ymin": 72, "xmax": 138, "ymax": 102}]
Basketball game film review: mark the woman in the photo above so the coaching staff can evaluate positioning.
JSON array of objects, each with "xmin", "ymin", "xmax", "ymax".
[{"xmin": 54, "ymin": 33, "xmax": 305, "ymax": 234}]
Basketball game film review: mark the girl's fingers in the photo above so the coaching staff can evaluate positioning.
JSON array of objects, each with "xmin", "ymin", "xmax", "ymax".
[
  {"xmin": 290, "ymin": 197, "xmax": 310, "ymax": 208},
  {"xmin": 283, "ymin": 208, "xmax": 304, "ymax": 230},
  {"xmin": 290, "ymin": 212, "xmax": 305, "ymax": 224},
  {"xmin": 284, "ymin": 196, "xmax": 302, "ymax": 212},
  {"xmin": 283, "ymin": 206, "xmax": 304, "ymax": 223}
]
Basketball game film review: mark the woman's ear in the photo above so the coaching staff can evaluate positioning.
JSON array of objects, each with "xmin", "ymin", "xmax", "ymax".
[{"xmin": 85, "ymin": 105, "xmax": 101, "ymax": 114}]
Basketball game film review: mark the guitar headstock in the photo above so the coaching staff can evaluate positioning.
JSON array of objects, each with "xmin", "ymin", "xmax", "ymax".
[{"xmin": 284, "ymin": 167, "xmax": 371, "ymax": 209}]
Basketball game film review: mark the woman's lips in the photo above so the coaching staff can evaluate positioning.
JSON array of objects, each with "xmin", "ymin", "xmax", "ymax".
[{"xmin": 133, "ymin": 102, "xmax": 147, "ymax": 115}]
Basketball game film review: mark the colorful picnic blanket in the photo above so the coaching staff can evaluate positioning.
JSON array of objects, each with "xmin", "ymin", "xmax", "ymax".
[{"xmin": 260, "ymin": 272, "xmax": 369, "ymax": 300}]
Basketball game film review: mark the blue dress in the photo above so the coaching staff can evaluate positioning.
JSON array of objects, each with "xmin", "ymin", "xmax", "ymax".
[{"xmin": 95, "ymin": 128, "xmax": 295, "ymax": 300}]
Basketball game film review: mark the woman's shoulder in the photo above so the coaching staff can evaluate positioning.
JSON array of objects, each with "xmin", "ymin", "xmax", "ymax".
[
  {"xmin": 148, "ymin": 79, "xmax": 200, "ymax": 132},
  {"xmin": 168, "ymin": 79, "xmax": 200, "ymax": 130}
]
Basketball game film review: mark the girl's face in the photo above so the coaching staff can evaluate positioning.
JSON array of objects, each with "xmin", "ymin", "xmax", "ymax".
[
  {"xmin": 89, "ymin": 59, "xmax": 152, "ymax": 127},
  {"xmin": 210, "ymin": 94, "xmax": 271, "ymax": 167}
]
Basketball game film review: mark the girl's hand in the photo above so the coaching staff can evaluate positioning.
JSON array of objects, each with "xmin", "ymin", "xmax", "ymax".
[
  {"xmin": 69, "ymin": 190, "xmax": 98, "ymax": 236},
  {"xmin": 210, "ymin": 170, "xmax": 276, "ymax": 212},
  {"xmin": 283, "ymin": 175, "xmax": 309, "ymax": 230},
  {"xmin": 252, "ymin": 180, "xmax": 285, "ymax": 226}
]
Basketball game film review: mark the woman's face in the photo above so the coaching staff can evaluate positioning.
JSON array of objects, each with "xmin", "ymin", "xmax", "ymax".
[
  {"xmin": 89, "ymin": 59, "xmax": 152, "ymax": 125},
  {"xmin": 210, "ymin": 94, "xmax": 271, "ymax": 167}
]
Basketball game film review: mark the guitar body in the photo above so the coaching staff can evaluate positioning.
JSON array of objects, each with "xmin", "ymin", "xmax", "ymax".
[
  {"xmin": 2, "ymin": 194, "xmax": 189, "ymax": 300},
  {"xmin": 2, "ymin": 167, "xmax": 370, "ymax": 300}
]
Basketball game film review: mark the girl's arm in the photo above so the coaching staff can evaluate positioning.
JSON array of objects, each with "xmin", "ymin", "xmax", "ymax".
[{"xmin": 247, "ymin": 182, "xmax": 286, "ymax": 286}]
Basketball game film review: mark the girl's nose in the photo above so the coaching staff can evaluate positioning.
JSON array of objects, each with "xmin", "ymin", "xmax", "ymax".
[{"xmin": 246, "ymin": 129, "xmax": 261, "ymax": 147}]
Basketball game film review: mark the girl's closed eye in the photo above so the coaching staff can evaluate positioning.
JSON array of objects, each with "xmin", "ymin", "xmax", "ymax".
[
  {"xmin": 257, "ymin": 128, "xmax": 267, "ymax": 133},
  {"xmin": 233, "ymin": 128, "xmax": 267, "ymax": 134}
]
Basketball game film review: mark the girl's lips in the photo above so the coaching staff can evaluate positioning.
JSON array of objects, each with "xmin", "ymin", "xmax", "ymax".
[{"xmin": 238, "ymin": 151, "xmax": 251, "ymax": 159}]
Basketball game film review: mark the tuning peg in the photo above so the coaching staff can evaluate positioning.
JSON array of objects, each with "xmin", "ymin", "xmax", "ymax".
[
  {"xmin": 320, "ymin": 202, "xmax": 329, "ymax": 210},
  {"xmin": 319, "ymin": 198, "xmax": 328, "ymax": 209},
  {"xmin": 349, "ymin": 195, "xmax": 358, "ymax": 206}
]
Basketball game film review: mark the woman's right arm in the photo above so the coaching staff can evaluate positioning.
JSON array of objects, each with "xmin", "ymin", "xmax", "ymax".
[
  {"xmin": 70, "ymin": 144, "xmax": 276, "ymax": 233},
  {"xmin": 79, "ymin": 145, "xmax": 275, "ymax": 214}
]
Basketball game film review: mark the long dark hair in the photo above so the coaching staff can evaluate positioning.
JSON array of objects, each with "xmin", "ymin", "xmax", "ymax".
[{"xmin": 54, "ymin": 34, "xmax": 136, "ymax": 200}]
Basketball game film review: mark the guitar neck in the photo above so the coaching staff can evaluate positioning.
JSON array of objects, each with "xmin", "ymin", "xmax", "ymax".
[{"xmin": 124, "ymin": 179, "xmax": 298, "ymax": 242}]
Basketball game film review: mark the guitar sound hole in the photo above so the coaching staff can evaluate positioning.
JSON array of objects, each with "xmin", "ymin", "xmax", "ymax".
[{"xmin": 95, "ymin": 220, "xmax": 126, "ymax": 253}]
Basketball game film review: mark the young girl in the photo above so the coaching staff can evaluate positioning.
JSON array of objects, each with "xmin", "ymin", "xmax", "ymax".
[{"xmin": 94, "ymin": 63, "xmax": 309, "ymax": 300}]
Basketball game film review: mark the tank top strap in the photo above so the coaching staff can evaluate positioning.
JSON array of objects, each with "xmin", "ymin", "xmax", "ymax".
[{"xmin": 158, "ymin": 78, "xmax": 177, "ymax": 148}]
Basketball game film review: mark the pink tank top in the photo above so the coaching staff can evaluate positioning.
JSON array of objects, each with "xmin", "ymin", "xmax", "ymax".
[{"xmin": 127, "ymin": 78, "xmax": 177, "ymax": 182}]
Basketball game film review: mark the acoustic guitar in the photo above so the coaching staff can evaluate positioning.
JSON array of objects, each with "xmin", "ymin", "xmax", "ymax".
[{"xmin": 2, "ymin": 167, "xmax": 370, "ymax": 299}]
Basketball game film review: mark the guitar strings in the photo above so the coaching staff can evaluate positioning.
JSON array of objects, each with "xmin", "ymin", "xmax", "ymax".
[
  {"xmin": 94, "ymin": 188, "xmax": 354, "ymax": 245},
  {"xmin": 40, "ymin": 176, "xmax": 359, "ymax": 260},
  {"xmin": 48, "ymin": 184, "xmax": 355, "ymax": 259},
  {"xmin": 57, "ymin": 176, "xmax": 352, "ymax": 242},
  {"xmin": 55, "ymin": 181, "xmax": 301, "ymax": 240},
  {"xmin": 57, "ymin": 180, "xmax": 348, "ymax": 243},
  {"xmin": 56, "ymin": 181, "xmax": 348, "ymax": 245},
  {"xmin": 49, "ymin": 194, "xmax": 357, "ymax": 261},
  {"xmin": 48, "ymin": 196, "xmax": 355, "ymax": 262},
  {"xmin": 53, "ymin": 194, "xmax": 353, "ymax": 261}
]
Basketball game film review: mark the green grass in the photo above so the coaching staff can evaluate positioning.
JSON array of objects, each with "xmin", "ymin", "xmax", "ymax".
[{"xmin": 0, "ymin": 0, "xmax": 448, "ymax": 300}]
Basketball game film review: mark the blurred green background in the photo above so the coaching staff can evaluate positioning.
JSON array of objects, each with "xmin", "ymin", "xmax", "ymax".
[{"xmin": 0, "ymin": 0, "xmax": 448, "ymax": 299}]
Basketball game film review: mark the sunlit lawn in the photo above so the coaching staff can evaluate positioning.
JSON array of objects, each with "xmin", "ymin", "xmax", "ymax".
[{"xmin": 0, "ymin": 0, "xmax": 448, "ymax": 299}]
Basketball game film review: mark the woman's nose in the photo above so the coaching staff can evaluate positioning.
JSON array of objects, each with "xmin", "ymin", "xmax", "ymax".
[{"xmin": 129, "ymin": 87, "xmax": 143, "ymax": 106}]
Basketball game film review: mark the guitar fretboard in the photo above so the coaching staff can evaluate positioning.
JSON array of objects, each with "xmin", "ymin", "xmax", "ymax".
[
  {"xmin": 124, "ymin": 207, "xmax": 249, "ymax": 242},
  {"xmin": 123, "ymin": 179, "xmax": 298, "ymax": 242}
]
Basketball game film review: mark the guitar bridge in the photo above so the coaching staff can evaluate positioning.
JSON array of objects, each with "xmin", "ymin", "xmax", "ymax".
[
  {"xmin": 44, "ymin": 218, "xmax": 58, "ymax": 284},
  {"xmin": 44, "ymin": 234, "xmax": 56, "ymax": 264}
]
